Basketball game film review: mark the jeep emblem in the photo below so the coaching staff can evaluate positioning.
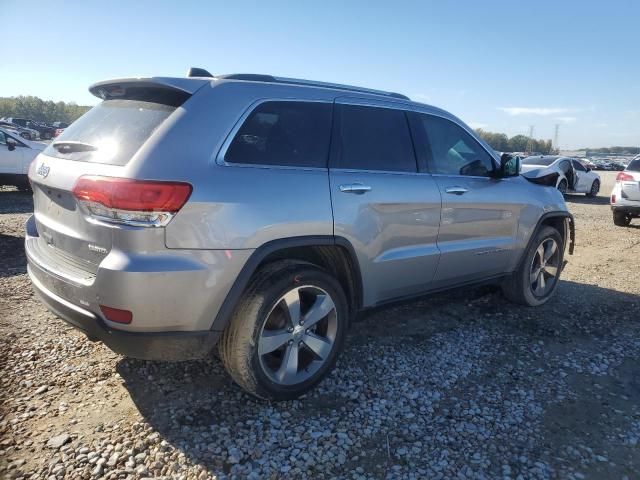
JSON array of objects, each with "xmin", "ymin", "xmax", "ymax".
[{"xmin": 36, "ymin": 163, "xmax": 50, "ymax": 178}]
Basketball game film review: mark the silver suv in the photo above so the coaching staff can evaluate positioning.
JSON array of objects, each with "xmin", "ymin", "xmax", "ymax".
[{"xmin": 26, "ymin": 69, "xmax": 575, "ymax": 400}]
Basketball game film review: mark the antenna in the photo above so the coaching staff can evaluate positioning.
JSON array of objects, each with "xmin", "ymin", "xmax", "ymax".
[{"xmin": 554, "ymin": 124, "xmax": 560, "ymax": 153}]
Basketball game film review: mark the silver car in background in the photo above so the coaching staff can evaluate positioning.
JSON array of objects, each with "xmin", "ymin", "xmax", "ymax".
[{"xmin": 26, "ymin": 69, "xmax": 574, "ymax": 400}]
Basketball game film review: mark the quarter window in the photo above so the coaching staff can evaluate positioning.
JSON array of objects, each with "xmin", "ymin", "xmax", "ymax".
[
  {"xmin": 418, "ymin": 114, "xmax": 495, "ymax": 176},
  {"xmin": 225, "ymin": 101, "xmax": 332, "ymax": 168},
  {"xmin": 334, "ymin": 104, "xmax": 417, "ymax": 172}
]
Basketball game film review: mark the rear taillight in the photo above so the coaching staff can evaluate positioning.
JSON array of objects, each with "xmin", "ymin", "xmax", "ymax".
[
  {"xmin": 72, "ymin": 176, "xmax": 192, "ymax": 227},
  {"xmin": 616, "ymin": 172, "xmax": 634, "ymax": 182},
  {"xmin": 611, "ymin": 194, "xmax": 616, "ymax": 204}
]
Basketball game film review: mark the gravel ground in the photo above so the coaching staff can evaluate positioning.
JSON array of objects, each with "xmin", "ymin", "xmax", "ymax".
[{"xmin": 1, "ymin": 171, "xmax": 639, "ymax": 479}]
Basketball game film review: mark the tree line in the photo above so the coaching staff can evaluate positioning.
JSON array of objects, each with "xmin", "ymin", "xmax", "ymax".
[
  {"xmin": 0, "ymin": 96, "xmax": 91, "ymax": 124},
  {"xmin": 475, "ymin": 129, "xmax": 553, "ymax": 154}
]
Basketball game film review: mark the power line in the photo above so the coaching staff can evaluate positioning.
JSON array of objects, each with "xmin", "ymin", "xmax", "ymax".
[{"xmin": 526, "ymin": 125, "xmax": 535, "ymax": 152}]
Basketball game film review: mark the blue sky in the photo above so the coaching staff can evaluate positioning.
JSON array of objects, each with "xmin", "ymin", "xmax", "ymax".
[{"xmin": 2, "ymin": 0, "xmax": 639, "ymax": 149}]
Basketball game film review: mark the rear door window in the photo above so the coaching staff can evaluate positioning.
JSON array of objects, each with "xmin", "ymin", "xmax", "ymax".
[
  {"xmin": 43, "ymin": 99, "xmax": 178, "ymax": 166},
  {"xmin": 225, "ymin": 101, "xmax": 332, "ymax": 168},
  {"xmin": 333, "ymin": 104, "xmax": 417, "ymax": 172}
]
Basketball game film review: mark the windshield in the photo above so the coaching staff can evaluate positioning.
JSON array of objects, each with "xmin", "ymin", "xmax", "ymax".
[{"xmin": 43, "ymin": 100, "xmax": 176, "ymax": 165}]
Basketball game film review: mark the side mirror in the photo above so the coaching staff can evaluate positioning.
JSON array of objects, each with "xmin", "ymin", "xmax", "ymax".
[
  {"xmin": 498, "ymin": 153, "xmax": 520, "ymax": 177},
  {"xmin": 6, "ymin": 137, "xmax": 16, "ymax": 151},
  {"xmin": 585, "ymin": 167, "xmax": 591, "ymax": 172}
]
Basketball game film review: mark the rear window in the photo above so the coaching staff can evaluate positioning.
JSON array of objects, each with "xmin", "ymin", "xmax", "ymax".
[
  {"xmin": 43, "ymin": 99, "xmax": 176, "ymax": 166},
  {"xmin": 524, "ymin": 156, "xmax": 556, "ymax": 166},
  {"xmin": 627, "ymin": 159, "xmax": 640, "ymax": 171}
]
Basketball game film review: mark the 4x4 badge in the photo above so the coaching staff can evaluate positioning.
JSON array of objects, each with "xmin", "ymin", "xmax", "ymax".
[{"xmin": 36, "ymin": 163, "xmax": 50, "ymax": 178}]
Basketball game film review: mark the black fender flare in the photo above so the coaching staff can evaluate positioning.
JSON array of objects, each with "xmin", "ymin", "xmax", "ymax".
[
  {"xmin": 517, "ymin": 211, "xmax": 575, "ymax": 271},
  {"xmin": 210, "ymin": 235, "xmax": 363, "ymax": 332}
]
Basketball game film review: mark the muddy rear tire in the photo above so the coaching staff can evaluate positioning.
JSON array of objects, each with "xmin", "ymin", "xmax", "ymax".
[{"xmin": 218, "ymin": 260, "xmax": 348, "ymax": 401}]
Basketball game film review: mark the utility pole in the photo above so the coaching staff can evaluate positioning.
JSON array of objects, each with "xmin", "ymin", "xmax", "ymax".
[
  {"xmin": 554, "ymin": 124, "xmax": 560, "ymax": 153},
  {"xmin": 526, "ymin": 125, "xmax": 535, "ymax": 153}
]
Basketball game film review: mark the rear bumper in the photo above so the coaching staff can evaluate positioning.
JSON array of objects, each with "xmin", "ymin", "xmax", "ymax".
[
  {"xmin": 28, "ymin": 264, "xmax": 220, "ymax": 360},
  {"xmin": 24, "ymin": 214, "xmax": 252, "ymax": 359}
]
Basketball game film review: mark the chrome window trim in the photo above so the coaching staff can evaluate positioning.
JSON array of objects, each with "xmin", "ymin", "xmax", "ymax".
[
  {"xmin": 329, "ymin": 167, "xmax": 434, "ymax": 177},
  {"xmin": 214, "ymin": 98, "xmax": 333, "ymax": 170},
  {"xmin": 213, "ymin": 95, "xmax": 499, "ymax": 172}
]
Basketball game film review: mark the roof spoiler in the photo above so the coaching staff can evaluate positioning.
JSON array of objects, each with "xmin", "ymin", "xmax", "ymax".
[{"xmin": 89, "ymin": 77, "xmax": 210, "ymax": 103}]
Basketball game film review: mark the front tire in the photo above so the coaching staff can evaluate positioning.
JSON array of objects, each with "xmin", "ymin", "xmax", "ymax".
[
  {"xmin": 502, "ymin": 226, "xmax": 564, "ymax": 306},
  {"xmin": 218, "ymin": 260, "xmax": 348, "ymax": 400},
  {"xmin": 586, "ymin": 179, "xmax": 599, "ymax": 197}
]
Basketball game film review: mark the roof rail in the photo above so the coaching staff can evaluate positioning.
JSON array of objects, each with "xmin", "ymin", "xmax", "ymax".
[{"xmin": 214, "ymin": 72, "xmax": 410, "ymax": 100}]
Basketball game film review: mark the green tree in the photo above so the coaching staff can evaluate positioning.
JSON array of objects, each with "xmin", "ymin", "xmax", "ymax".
[{"xmin": 0, "ymin": 96, "xmax": 91, "ymax": 123}]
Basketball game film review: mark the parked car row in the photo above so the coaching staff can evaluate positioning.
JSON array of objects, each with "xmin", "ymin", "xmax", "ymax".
[
  {"xmin": 590, "ymin": 158, "xmax": 628, "ymax": 171},
  {"xmin": 0, "ymin": 117, "xmax": 69, "ymax": 140}
]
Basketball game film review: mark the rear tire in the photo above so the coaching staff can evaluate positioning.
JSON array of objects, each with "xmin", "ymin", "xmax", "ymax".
[
  {"xmin": 218, "ymin": 260, "xmax": 348, "ymax": 400},
  {"xmin": 613, "ymin": 211, "xmax": 632, "ymax": 227},
  {"xmin": 502, "ymin": 226, "xmax": 564, "ymax": 306},
  {"xmin": 586, "ymin": 179, "xmax": 599, "ymax": 197}
]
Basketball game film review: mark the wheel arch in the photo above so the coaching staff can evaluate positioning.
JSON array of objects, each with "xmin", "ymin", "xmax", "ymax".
[
  {"xmin": 211, "ymin": 236, "xmax": 363, "ymax": 333},
  {"xmin": 517, "ymin": 211, "xmax": 575, "ymax": 271}
]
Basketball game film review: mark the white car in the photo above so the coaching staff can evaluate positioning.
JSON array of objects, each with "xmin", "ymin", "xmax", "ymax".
[
  {"xmin": 0, "ymin": 127, "xmax": 46, "ymax": 190},
  {"xmin": 521, "ymin": 155, "xmax": 601, "ymax": 196},
  {"xmin": 610, "ymin": 155, "xmax": 640, "ymax": 226}
]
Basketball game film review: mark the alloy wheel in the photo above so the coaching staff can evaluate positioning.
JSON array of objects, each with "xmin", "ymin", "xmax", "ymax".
[
  {"xmin": 258, "ymin": 285, "xmax": 338, "ymax": 386},
  {"xmin": 530, "ymin": 238, "xmax": 560, "ymax": 297}
]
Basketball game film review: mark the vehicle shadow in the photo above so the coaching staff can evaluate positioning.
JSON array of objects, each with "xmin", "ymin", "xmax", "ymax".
[
  {"xmin": 0, "ymin": 189, "xmax": 34, "ymax": 214},
  {"xmin": 0, "ymin": 233, "xmax": 27, "ymax": 278},
  {"xmin": 564, "ymin": 194, "xmax": 610, "ymax": 206},
  {"xmin": 116, "ymin": 279, "xmax": 640, "ymax": 477}
]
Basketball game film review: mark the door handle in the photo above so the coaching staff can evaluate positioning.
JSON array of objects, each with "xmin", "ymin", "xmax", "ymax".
[
  {"xmin": 339, "ymin": 183, "xmax": 372, "ymax": 194},
  {"xmin": 445, "ymin": 186, "xmax": 468, "ymax": 195}
]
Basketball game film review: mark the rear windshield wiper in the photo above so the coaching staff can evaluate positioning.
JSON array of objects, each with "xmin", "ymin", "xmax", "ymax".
[{"xmin": 52, "ymin": 141, "xmax": 98, "ymax": 153}]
